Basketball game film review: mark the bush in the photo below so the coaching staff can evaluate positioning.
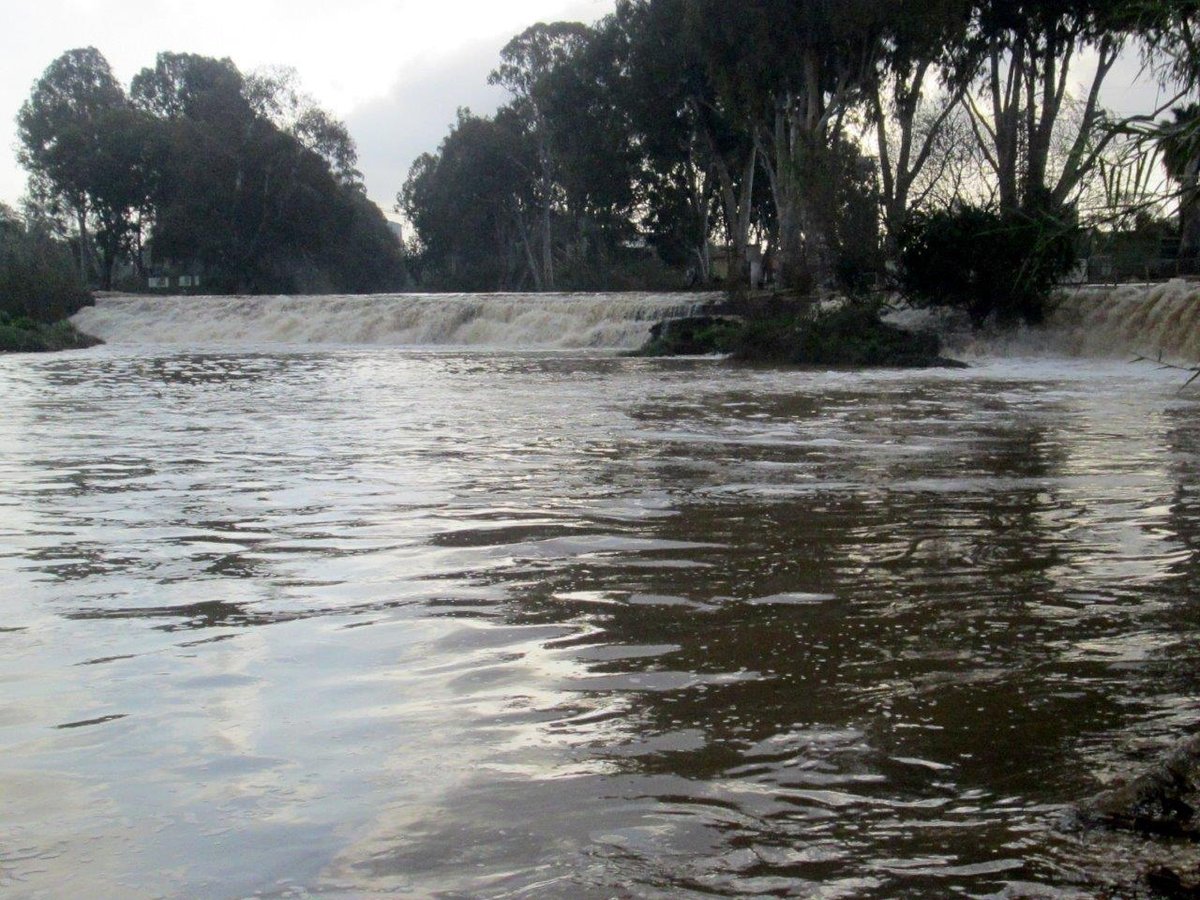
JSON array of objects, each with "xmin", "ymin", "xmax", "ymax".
[
  {"xmin": 0, "ymin": 311, "xmax": 102, "ymax": 352},
  {"xmin": 632, "ymin": 303, "xmax": 958, "ymax": 369},
  {"xmin": 898, "ymin": 203, "xmax": 1080, "ymax": 326},
  {"xmin": 627, "ymin": 316, "xmax": 742, "ymax": 356},
  {"xmin": 0, "ymin": 214, "xmax": 93, "ymax": 323},
  {"xmin": 731, "ymin": 303, "xmax": 949, "ymax": 368}
]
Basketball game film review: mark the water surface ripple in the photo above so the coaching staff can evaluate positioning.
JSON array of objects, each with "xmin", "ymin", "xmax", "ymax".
[{"xmin": 1, "ymin": 349, "xmax": 1198, "ymax": 897}]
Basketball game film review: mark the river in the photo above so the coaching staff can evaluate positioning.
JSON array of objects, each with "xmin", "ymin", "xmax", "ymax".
[{"xmin": 2, "ymin": 294, "xmax": 1199, "ymax": 896}]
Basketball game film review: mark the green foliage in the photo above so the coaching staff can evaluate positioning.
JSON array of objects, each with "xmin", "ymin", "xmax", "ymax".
[
  {"xmin": 17, "ymin": 48, "xmax": 406, "ymax": 295},
  {"xmin": 826, "ymin": 139, "xmax": 884, "ymax": 295},
  {"xmin": 626, "ymin": 316, "xmax": 742, "ymax": 356},
  {"xmin": 0, "ymin": 210, "xmax": 92, "ymax": 323},
  {"xmin": 400, "ymin": 109, "xmax": 533, "ymax": 291},
  {"xmin": 0, "ymin": 313, "xmax": 102, "ymax": 353},
  {"xmin": 130, "ymin": 51, "xmax": 406, "ymax": 294},
  {"xmin": 609, "ymin": 0, "xmax": 726, "ymax": 270},
  {"xmin": 402, "ymin": 0, "xmax": 1181, "ymax": 293},
  {"xmin": 633, "ymin": 304, "xmax": 953, "ymax": 368},
  {"xmin": 899, "ymin": 203, "xmax": 1081, "ymax": 326},
  {"xmin": 731, "ymin": 304, "xmax": 948, "ymax": 367},
  {"xmin": 404, "ymin": 16, "xmax": 653, "ymax": 293},
  {"xmin": 16, "ymin": 47, "xmax": 154, "ymax": 290}
]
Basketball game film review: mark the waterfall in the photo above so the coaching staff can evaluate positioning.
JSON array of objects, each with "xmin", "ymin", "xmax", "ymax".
[
  {"xmin": 74, "ymin": 283, "xmax": 1200, "ymax": 360},
  {"xmin": 906, "ymin": 280, "xmax": 1200, "ymax": 361},
  {"xmin": 71, "ymin": 292, "xmax": 717, "ymax": 350},
  {"xmin": 1047, "ymin": 280, "xmax": 1200, "ymax": 362}
]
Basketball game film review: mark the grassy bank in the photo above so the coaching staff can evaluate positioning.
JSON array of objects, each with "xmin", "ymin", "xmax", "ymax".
[
  {"xmin": 1, "ymin": 212, "xmax": 101, "ymax": 352},
  {"xmin": 0, "ymin": 312, "xmax": 103, "ymax": 353}
]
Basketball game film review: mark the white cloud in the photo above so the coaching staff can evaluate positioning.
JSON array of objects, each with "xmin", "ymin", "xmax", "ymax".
[{"xmin": 347, "ymin": 40, "xmax": 511, "ymax": 217}]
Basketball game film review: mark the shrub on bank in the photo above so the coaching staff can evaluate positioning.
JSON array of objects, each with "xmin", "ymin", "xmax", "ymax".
[
  {"xmin": 0, "ymin": 209, "xmax": 99, "ymax": 352},
  {"xmin": 628, "ymin": 316, "xmax": 743, "ymax": 356},
  {"xmin": 898, "ymin": 203, "xmax": 1079, "ymax": 326},
  {"xmin": 731, "ymin": 303, "xmax": 951, "ymax": 367},
  {"xmin": 0, "ymin": 215, "xmax": 93, "ymax": 324},
  {"xmin": 632, "ymin": 303, "xmax": 960, "ymax": 369},
  {"xmin": 0, "ymin": 312, "xmax": 102, "ymax": 352}
]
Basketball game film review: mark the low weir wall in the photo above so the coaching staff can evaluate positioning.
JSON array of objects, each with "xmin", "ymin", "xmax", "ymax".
[{"xmin": 1049, "ymin": 279, "xmax": 1200, "ymax": 362}]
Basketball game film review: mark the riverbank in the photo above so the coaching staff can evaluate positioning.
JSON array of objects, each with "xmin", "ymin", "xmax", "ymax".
[
  {"xmin": 0, "ymin": 313, "xmax": 103, "ymax": 352},
  {"xmin": 1074, "ymin": 732, "xmax": 1200, "ymax": 895}
]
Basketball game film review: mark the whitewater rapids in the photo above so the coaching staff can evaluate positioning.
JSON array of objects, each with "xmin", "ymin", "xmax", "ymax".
[
  {"xmin": 71, "ymin": 292, "xmax": 716, "ymax": 350},
  {"xmin": 1049, "ymin": 279, "xmax": 1200, "ymax": 362},
  {"xmin": 70, "ymin": 281, "xmax": 1200, "ymax": 362}
]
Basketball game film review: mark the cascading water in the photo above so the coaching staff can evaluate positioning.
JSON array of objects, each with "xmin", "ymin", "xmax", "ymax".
[
  {"xmin": 70, "ymin": 292, "xmax": 717, "ymax": 350},
  {"xmin": 893, "ymin": 279, "xmax": 1200, "ymax": 362},
  {"xmin": 74, "ymin": 282, "xmax": 1200, "ymax": 360},
  {"xmin": 1048, "ymin": 280, "xmax": 1200, "ymax": 361}
]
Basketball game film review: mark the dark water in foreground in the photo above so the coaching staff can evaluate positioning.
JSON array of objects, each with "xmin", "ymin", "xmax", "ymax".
[{"xmin": 1, "ymin": 349, "xmax": 1199, "ymax": 898}]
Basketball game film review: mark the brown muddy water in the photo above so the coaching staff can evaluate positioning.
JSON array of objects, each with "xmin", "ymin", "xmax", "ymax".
[{"xmin": 1, "ymin": 346, "xmax": 1199, "ymax": 897}]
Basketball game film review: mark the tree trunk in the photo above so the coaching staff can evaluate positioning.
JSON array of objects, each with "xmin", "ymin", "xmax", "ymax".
[
  {"xmin": 1180, "ymin": 157, "xmax": 1200, "ymax": 260},
  {"xmin": 762, "ymin": 106, "xmax": 834, "ymax": 292},
  {"xmin": 75, "ymin": 202, "xmax": 94, "ymax": 287},
  {"xmin": 100, "ymin": 249, "xmax": 116, "ymax": 291},
  {"xmin": 705, "ymin": 131, "xmax": 751, "ymax": 286},
  {"xmin": 536, "ymin": 128, "xmax": 556, "ymax": 292},
  {"xmin": 515, "ymin": 205, "xmax": 544, "ymax": 291}
]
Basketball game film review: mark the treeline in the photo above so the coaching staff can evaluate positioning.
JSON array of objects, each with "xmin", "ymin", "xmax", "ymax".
[
  {"xmin": 402, "ymin": 0, "xmax": 1200, "ymax": 317},
  {"xmin": 17, "ymin": 48, "xmax": 406, "ymax": 294}
]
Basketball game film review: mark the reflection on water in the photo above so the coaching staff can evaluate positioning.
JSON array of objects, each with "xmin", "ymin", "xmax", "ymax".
[{"xmin": 1, "ymin": 349, "xmax": 1198, "ymax": 897}]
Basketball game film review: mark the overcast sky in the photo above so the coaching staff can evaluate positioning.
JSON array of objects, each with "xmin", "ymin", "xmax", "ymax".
[
  {"xmin": 1, "ymin": 2, "xmax": 1180, "ymax": 222},
  {"xmin": 1, "ymin": 0, "xmax": 609, "ymax": 218}
]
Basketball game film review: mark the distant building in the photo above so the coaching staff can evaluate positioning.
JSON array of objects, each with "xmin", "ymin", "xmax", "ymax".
[{"xmin": 387, "ymin": 221, "xmax": 404, "ymax": 245}]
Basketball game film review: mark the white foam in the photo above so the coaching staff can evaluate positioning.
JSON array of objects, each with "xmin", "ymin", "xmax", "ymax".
[
  {"xmin": 886, "ymin": 281, "xmax": 1200, "ymax": 363},
  {"xmin": 1048, "ymin": 280, "xmax": 1200, "ymax": 362},
  {"xmin": 71, "ymin": 292, "xmax": 717, "ymax": 350}
]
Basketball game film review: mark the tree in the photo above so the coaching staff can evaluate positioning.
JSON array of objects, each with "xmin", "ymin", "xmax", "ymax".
[
  {"xmin": 686, "ymin": 0, "xmax": 892, "ymax": 289},
  {"xmin": 899, "ymin": 202, "xmax": 1080, "ymax": 325},
  {"xmin": 611, "ymin": 0, "xmax": 762, "ymax": 283},
  {"xmin": 958, "ymin": 0, "xmax": 1143, "ymax": 220},
  {"xmin": 129, "ymin": 51, "xmax": 403, "ymax": 293},
  {"xmin": 535, "ymin": 20, "xmax": 640, "ymax": 275},
  {"xmin": 489, "ymin": 22, "xmax": 593, "ymax": 290},
  {"xmin": 868, "ymin": 0, "xmax": 974, "ymax": 252},
  {"xmin": 246, "ymin": 66, "xmax": 364, "ymax": 186},
  {"xmin": 1156, "ymin": 104, "xmax": 1200, "ymax": 258},
  {"xmin": 400, "ymin": 108, "xmax": 536, "ymax": 290},
  {"xmin": 17, "ymin": 47, "xmax": 154, "ymax": 289},
  {"xmin": 0, "ymin": 205, "xmax": 92, "ymax": 323},
  {"xmin": 1133, "ymin": 1, "xmax": 1200, "ymax": 94}
]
